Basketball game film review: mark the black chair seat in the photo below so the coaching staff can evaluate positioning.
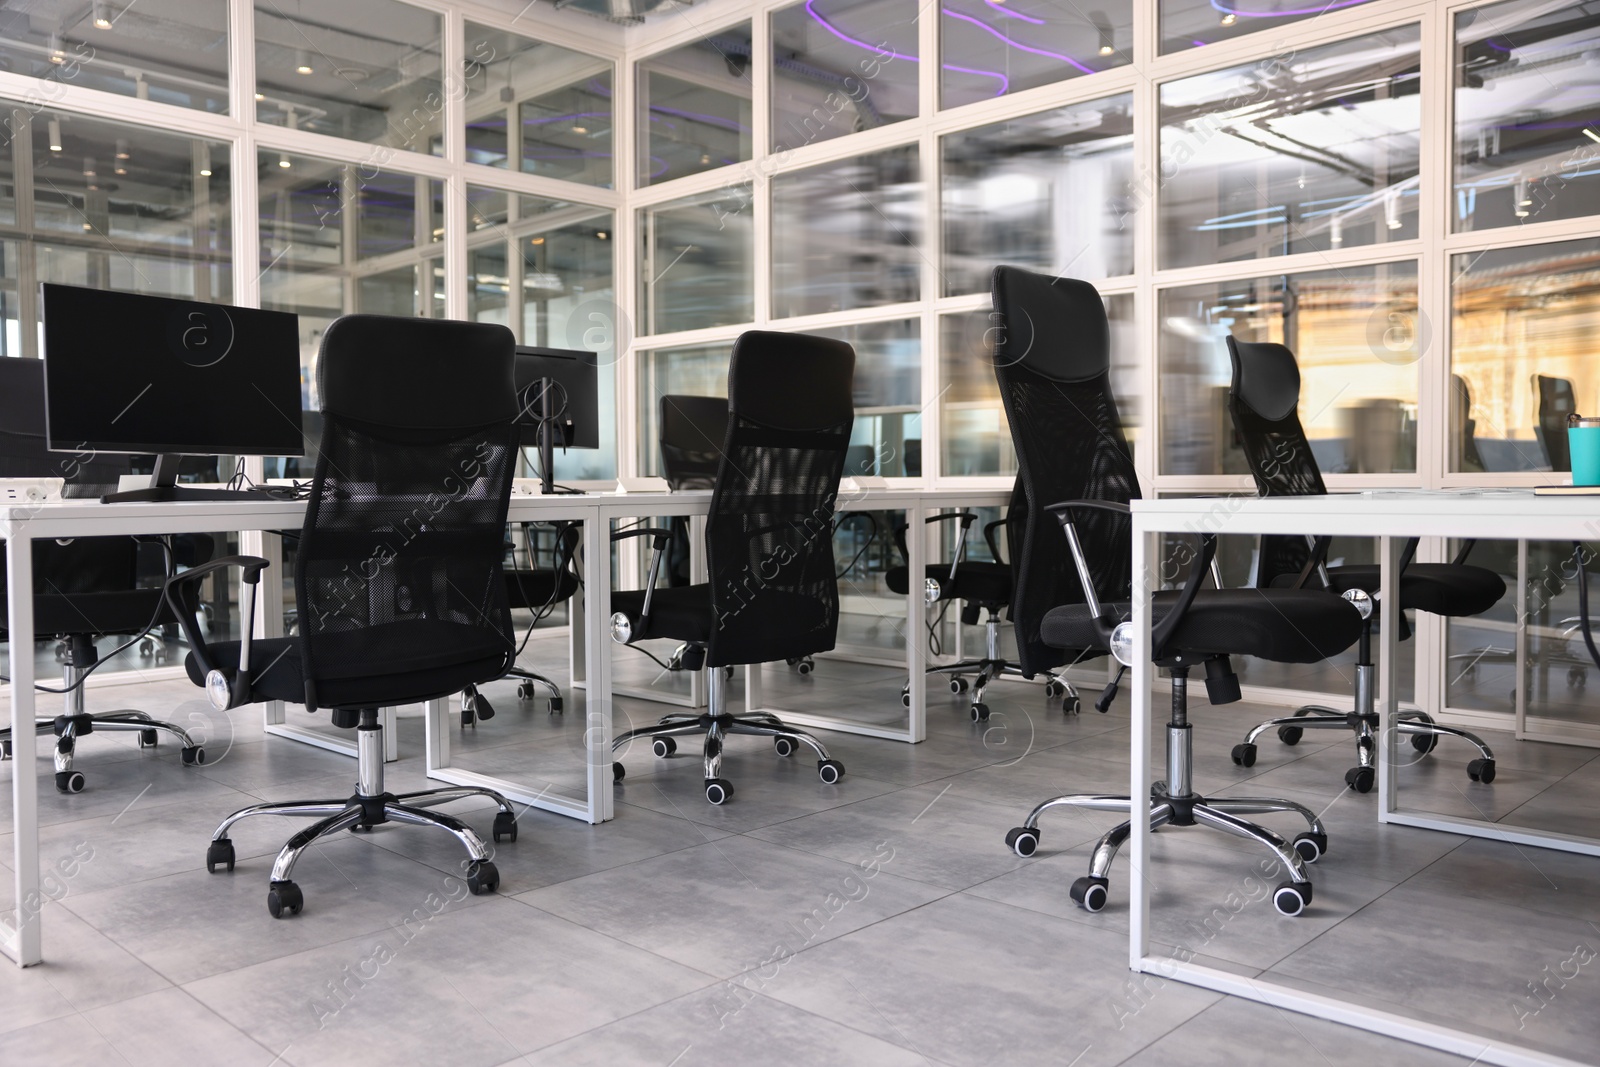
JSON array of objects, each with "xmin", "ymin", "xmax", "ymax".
[
  {"xmin": 1041, "ymin": 589, "xmax": 1362, "ymax": 665},
  {"xmin": 504, "ymin": 568, "xmax": 579, "ymax": 611},
  {"xmin": 612, "ymin": 583, "xmax": 830, "ymax": 646},
  {"xmin": 885, "ymin": 561, "xmax": 1011, "ymax": 605},
  {"xmin": 1324, "ymin": 564, "xmax": 1505, "ymax": 618},
  {"xmin": 185, "ymin": 620, "xmax": 510, "ymax": 710}
]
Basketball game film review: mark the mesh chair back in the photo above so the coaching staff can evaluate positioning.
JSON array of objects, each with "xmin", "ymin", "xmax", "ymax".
[
  {"xmin": 1535, "ymin": 374, "xmax": 1576, "ymax": 472},
  {"xmin": 659, "ymin": 394, "xmax": 729, "ymax": 490},
  {"xmin": 1225, "ymin": 337, "xmax": 1329, "ymax": 588},
  {"xmin": 704, "ymin": 331, "xmax": 854, "ymax": 668},
  {"xmin": 295, "ymin": 316, "xmax": 519, "ymax": 710},
  {"xmin": 991, "ymin": 267, "xmax": 1138, "ymax": 677}
]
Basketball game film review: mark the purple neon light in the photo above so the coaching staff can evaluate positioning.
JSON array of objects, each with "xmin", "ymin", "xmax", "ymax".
[
  {"xmin": 943, "ymin": 9, "xmax": 1096, "ymax": 75},
  {"xmin": 805, "ymin": 0, "xmax": 1010, "ymax": 94},
  {"xmin": 983, "ymin": 0, "xmax": 1045, "ymax": 24},
  {"xmin": 946, "ymin": 64, "xmax": 1010, "ymax": 92},
  {"xmin": 1211, "ymin": 0, "xmax": 1371, "ymax": 19}
]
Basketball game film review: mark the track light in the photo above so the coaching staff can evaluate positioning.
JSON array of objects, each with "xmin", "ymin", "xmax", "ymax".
[
  {"xmin": 93, "ymin": 2, "xmax": 112, "ymax": 29},
  {"xmin": 1220, "ymin": 10, "xmax": 1236, "ymax": 25},
  {"xmin": 1384, "ymin": 189, "xmax": 1402, "ymax": 230},
  {"xmin": 1329, "ymin": 215, "xmax": 1342, "ymax": 248},
  {"xmin": 48, "ymin": 118, "xmax": 63, "ymax": 152},
  {"xmin": 82, "ymin": 156, "xmax": 95, "ymax": 178},
  {"xmin": 1514, "ymin": 177, "xmax": 1530, "ymax": 217},
  {"xmin": 49, "ymin": 33, "xmax": 65, "ymax": 63},
  {"xmin": 278, "ymin": 153, "xmax": 292, "ymax": 168},
  {"xmin": 295, "ymin": 51, "xmax": 313, "ymax": 75}
]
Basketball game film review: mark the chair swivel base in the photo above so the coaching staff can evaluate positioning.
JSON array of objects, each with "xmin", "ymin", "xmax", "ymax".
[
  {"xmin": 1229, "ymin": 662, "xmax": 1496, "ymax": 792},
  {"xmin": 460, "ymin": 668, "xmax": 565, "ymax": 727},
  {"xmin": 899, "ymin": 614, "xmax": 1081, "ymax": 719},
  {"xmin": 611, "ymin": 711, "xmax": 844, "ymax": 805},
  {"xmin": 0, "ymin": 712, "xmax": 205, "ymax": 793},
  {"xmin": 204, "ymin": 709, "xmax": 516, "ymax": 918}
]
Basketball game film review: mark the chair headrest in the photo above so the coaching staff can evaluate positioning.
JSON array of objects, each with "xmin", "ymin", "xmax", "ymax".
[
  {"xmin": 727, "ymin": 331, "xmax": 854, "ymax": 430},
  {"xmin": 1227, "ymin": 336, "xmax": 1301, "ymax": 423},
  {"xmin": 318, "ymin": 316, "xmax": 517, "ymax": 428},
  {"xmin": 990, "ymin": 266, "xmax": 1109, "ymax": 383}
]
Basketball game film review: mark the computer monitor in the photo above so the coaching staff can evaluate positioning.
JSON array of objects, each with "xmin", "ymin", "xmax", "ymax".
[
  {"xmin": 41, "ymin": 283, "xmax": 303, "ymax": 502},
  {"xmin": 513, "ymin": 345, "xmax": 598, "ymax": 493}
]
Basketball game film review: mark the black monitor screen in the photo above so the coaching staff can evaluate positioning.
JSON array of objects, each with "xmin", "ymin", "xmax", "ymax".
[
  {"xmin": 41, "ymin": 284, "xmax": 303, "ymax": 457},
  {"xmin": 514, "ymin": 346, "xmax": 598, "ymax": 450}
]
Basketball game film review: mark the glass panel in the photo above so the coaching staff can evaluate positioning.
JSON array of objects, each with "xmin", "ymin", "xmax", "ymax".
[
  {"xmin": 1454, "ymin": 0, "xmax": 1600, "ymax": 233},
  {"xmin": 1159, "ymin": 26, "xmax": 1420, "ymax": 270},
  {"xmin": 466, "ymin": 190, "xmax": 616, "ymax": 481},
  {"xmin": 464, "ymin": 22, "xmax": 614, "ymax": 188},
  {"xmin": 637, "ymin": 185, "xmax": 753, "ymax": 335},
  {"xmin": 770, "ymin": 0, "xmax": 919, "ymax": 152},
  {"xmin": 637, "ymin": 341, "xmax": 732, "ymax": 477},
  {"xmin": 259, "ymin": 151, "xmax": 436, "ymax": 475},
  {"xmin": 941, "ymin": 94, "xmax": 1133, "ymax": 295},
  {"xmin": 771, "ymin": 144, "xmax": 921, "ymax": 318},
  {"xmin": 1450, "ymin": 237, "xmax": 1600, "ymax": 474},
  {"xmin": 1158, "ymin": 262, "xmax": 1419, "ymax": 476},
  {"xmin": 939, "ymin": 292, "xmax": 1135, "ymax": 478},
  {"xmin": 811, "ymin": 320, "xmax": 921, "ymax": 478},
  {"xmin": 1159, "ymin": 0, "xmax": 1379, "ymax": 54},
  {"xmin": 941, "ymin": 0, "xmax": 1132, "ymax": 110},
  {"xmin": 255, "ymin": 0, "xmax": 442, "ymax": 154},
  {"xmin": 638, "ymin": 23, "xmax": 753, "ymax": 186},
  {"xmin": 0, "ymin": 1, "xmax": 229, "ymax": 112}
]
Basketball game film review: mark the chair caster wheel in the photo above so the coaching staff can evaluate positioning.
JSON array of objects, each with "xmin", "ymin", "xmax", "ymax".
[
  {"xmin": 267, "ymin": 880, "xmax": 303, "ymax": 918},
  {"xmin": 349, "ymin": 823, "xmax": 372, "ymax": 832},
  {"xmin": 139, "ymin": 728, "xmax": 159, "ymax": 747},
  {"xmin": 1005, "ymin": 827, "xmax": 1039, "ymax": 857},
  {"xmin": 723, "ymin": 665, "xmax": 735, "ymax": 681},
  {"xmin": 1273, "ymin": 881, "xmax": 1313, "ymax": 916},
  {"xmin": 1468, "ymin": 758, "xmax": 1495, "ymax": 783},
  {"xmin": 1278, "ymin": 725, "xmax": 1303, "ymax": 746},
  {"xmin": 612, "ymin": 762, "xmax": 626, "ymax": 781},
  {"xmin": 493, "ymin": 811, "xmax": 518, "ymax": 843},
  {"xmin": 517, "ymin": 682, "xmax": 535, "ymax": 701},
  {"xmin": 1569, "ymin": 666, "xmax": 1587, "ymax": 689},
  {"xmin": 466, "ymin": 860, "xmax": 499, "ymax": 894},
  {"xmin": 548, "ymin": 696, "xmax": 563, "ymax": 714},
  {"xmin": 969, "ymin": 702, "xmax": 990, "ymax": 722},
  {"xmin": 1070, "ymin": 875, "xmax": 1109, "ymax": 913},
  {"xmin": 206, "ymin": 838, "xmax": 235, "ymax": 873},
  {"xmin": 1063, "ymin": 696, "xmax": 1080, "ymax": 714},
  {"xmin": 55, "ymin": 770, "xmax": 85, "ymax": 793},
  {"xmin": 817, "ymin": 759, "xmax": 844, "ymax": 784},
  {"xmin": 900, "ymin": 687, "xmax": 911, "ymax": 708},
  {"xmin": 774, "ymin": 736, "xmax": 796, "ymax": 757},
  {"xmin": 705, "ymin": 778, "xmax": 734, "ymax": 805},
  {"xmin": 1044, "ymin": 679, "xmax": 1064, "ymax": 698},
  {"xmin": 652, "ymin": 736, "xmax": 677, "ymax": 758},
  {"xmin": 1231, "ymin": 743, "xmax": 1257, "ymax": 767},
  {"xmin": 1344, "ymin": 766, "xmax": 1375, "ymax": 793},
  {"xmin": 1411, "ymin": 730, "xmax": 1439, "ymax": 755},
  {"xmin": 796, "ymin": 656, "xmax": 813, "ymax": 676},
  {"xmin": 1292, "ymin": 832, "xmax": 1327, "ymax": 864},
  {"xmin": 181, "ymin": 745, "xmax": 205, "ymax": 766},
  {"xmin": 950, "ymin": 677, "xmax": 968, "ymax": 695},
  {"xmin": 1, "ymin": 738, "xmax": 10, "ymax": 759}
]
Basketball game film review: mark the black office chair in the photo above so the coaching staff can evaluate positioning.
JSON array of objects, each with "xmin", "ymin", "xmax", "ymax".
[
  {"xmin": 0, "ymin": 358, "xmax": 207, "ymax": 792},
  {"xmin": 887, "ymin": 507, "xmax": 1081, "ymax": 720},
  {"xmin": 1453, "ymin": 374, "xmax": 1486, "ymax": 473},
  {"xmin": 1224, "ymin": 337, "xmax": 1503, "ymax": 790},
  {"xmin": 609, "ymin": 331, "xmax": 853, "ymax": 805},
  {"xmin": 459, "ymin": 520, "xmax": 581, "ymax": 725},
  {"xmin": 165, "ymin": 315, "xmax": 523, "ymax": 918},
  {"xmin": 989, "ymin": 267, "xmax": 1365, "ymax": 918},
  {"xmin": 1535, "ymin": 373, "xmax": 1576, "ymax": 472}
]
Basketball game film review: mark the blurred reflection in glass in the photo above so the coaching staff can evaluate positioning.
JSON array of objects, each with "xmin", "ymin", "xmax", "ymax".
[
  {"xmin": 1158, "ymin": 0, "xmax": 1378, "ymax": 54},
  {"xmin": 638, "ymin": 24, "xmax": 753, "ymax": 186},
  {"xmin": 942, "ymin": 94, "xmax": 1133, "ymax": 295},
  {"xmin": 1158, "ymin": 263, "xmax": 1419, "ymax": 476},
  {"xmin": 638, "ymin": 185, "xmax": 753, "ymax": 335},
  {"xmin": 941, "ymin": 0, "xmax": 1132, "ymax": 110},
  {"xmin": 637, "ymin": 342, "xmax": 733, "ymax": 477},
  {"xmin": 770, "ymin": 0, "xmax": 919, "ymax": 152},
  {"xmin": 940, "ymin": 291, "xmax": 1135, "ymax": 477},
  {"xmin": 463, "ymin": 22, "xmax": 613, "ymax": 188},
  {"xmin": 1451, "ymin": 237, "xmax": 1600, "ymax": 473},
  {"xmin": 772, "ymin": 145, "xmax": 921, "ymax": 317},
  {"xmin": 810, "ymin": 320, "xmax": 921, "ymax": 477},
  {"xmin": 1159, "ymin": 26, "xmax": 1419, "ymax": 269},
  {"xmin": 1454, "ymin": 0, "xmax": 1600, "ymax": 234}
]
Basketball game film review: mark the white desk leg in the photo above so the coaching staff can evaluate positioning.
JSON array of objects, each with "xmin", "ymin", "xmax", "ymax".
[
  {"xmin": 1378, "ymin": 535, "xmax": 1401, "ymax": 818},
  {"xmin": 259, "ymin": 531, "xmax": 287, "ymax": 733},
  {"xmin": 1128, "ymin": 526, "xmax": 1154, "ymax": 970},
  {"xmin": 5, "ymin": 530, "xmax": 41, "ymax": 966},
  {"xmin": 425, "ymin": 696, "xmax": 450, "ymax": 773},
  {"xmin": 381, "ymin": 708, "xmax": 398, "ymax": 761},
  {"xmin": 583, "ymin": 515, "xmax": 613, "ymax": 823},
  {"xmin": 905, "ymin": 499, "xmax": 927, "ymax": 743},
  {"xmin": 568, "ymin": 549, "xmax": 586, "ymax": 687}
]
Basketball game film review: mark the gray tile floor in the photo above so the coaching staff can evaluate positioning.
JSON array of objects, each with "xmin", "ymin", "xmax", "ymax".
[{"xmin": 2, "ymin": 627, "xmax": 1598, "ymax": 1067}]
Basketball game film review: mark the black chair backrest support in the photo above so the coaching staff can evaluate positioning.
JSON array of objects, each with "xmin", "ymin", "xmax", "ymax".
[
  {"xmin": 296, "ymin": 316, "xmax": 520, "ymax": 710},
  {"xmin": 659, "ymin": 394, "xmax": 729, "ymax": 490},
  {"xmin": 1535, "ymin": 373, "xmax": 1575, "ymax": 472},
  {"xmin": 991, "ymin": 266, "xmax": 1138, "ymax": 677},
  {"xmin": 704, "ymin": 331, "xmax": 854, "ymax": 669},
  {"xmin": 1225, "ymin": 336, "xmax": 1330, "ymax": 588}
]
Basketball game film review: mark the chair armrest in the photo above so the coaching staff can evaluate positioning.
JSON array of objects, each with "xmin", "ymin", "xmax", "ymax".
[
  {"xmin": 1450, "ymin": 538, "xmax": 1477, "ymax": 567},
  {"xmin": 162, "ymin": 556, "xmax": 270, "ymax": 705},
  {"xmin": 611, "ymin": 527, "xmax": 672, "ymax": 549},
  {"xmin": 983, "ymin": 518, "xmax": 1010, "ymax": 564},
  {"xmin": 892, "ymin": 511, "xmax": 977, "ymax": 568},
  {"xmin": 610, "ymin": 530, "xmax": 672, "ymax": 637}
]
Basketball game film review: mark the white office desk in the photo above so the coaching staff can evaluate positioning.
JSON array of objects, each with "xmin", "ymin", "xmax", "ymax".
[
  {"xmin": 1126, "ymin": 490, "xmax": 1599, "ymax": 1067},
  {"xmin": 1, "ymin": 492, "xmax": 613, "ymax": 968}
]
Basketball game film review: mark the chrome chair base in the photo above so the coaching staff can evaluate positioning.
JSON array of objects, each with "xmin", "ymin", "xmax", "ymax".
[
  {"xmin": 205, "ymin": 709, "xmax": 516, "ymax": 918},
  {"xmin": 611, "ymin": 668, "xmax": 843, "ymax": 805},
  {"xmin": 1230, "ymin": 661, "xmax": 1497, "ymax": 792},
  {"xmin": 900, "ymin": 613, "xmax": 1081, "ymax": 720},
  {"xmin": 460, "ymin": 668, "xmax": 565, "ymax": 727}
]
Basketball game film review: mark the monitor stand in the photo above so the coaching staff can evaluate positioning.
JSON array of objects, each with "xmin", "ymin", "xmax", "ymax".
[{"xmin": 101, "ymin": 454, "xmax": 271, "ymax": 503}]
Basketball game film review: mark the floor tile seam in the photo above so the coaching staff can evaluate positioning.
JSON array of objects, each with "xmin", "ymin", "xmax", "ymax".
[{"xmin": 721, "ymin": 830, "xmax": 993, "ymax": 896}]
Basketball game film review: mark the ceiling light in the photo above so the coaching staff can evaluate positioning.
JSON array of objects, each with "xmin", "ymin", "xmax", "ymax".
[
  {"xmin": 596, "ymin": 231, "xmax": 608, "ymax": 240},
  {"xmin": 1099, "ymin": 44, "xmax": 1114, "ymax": 56},
  {"xmin": 48, "ymin": 117, "xmax": 62, "ymax": 152},
  {"xmin": 1329, "ymin": 215, "xmax": 1342, "ymax": 248},
  {"xmin": 199, "ymin": 167, "xmax": 212, "ymax": 177},
  {"xmin": 115, "ymin": 138, "xmax": 130, "ymax": 160},
  {"xmin": 1586, "ymin": 128, "xmax": 1600, "ymax": 145},
  {"xmin": 93, "ymin": 2, "xmax": 112, "ymax": 29},
  {"xmin": 83, "ymin": 156, "xmax": 95, "ymax": 178},
  {"xmin": 134, "ymin": 74, "xmax": 148, "ymax": 100},
  {"xmin": 1384, "ymin": 189, "xmax": 1402, "ymax": 230},
  {"xmin": 254, "ymin": 92, "xmax": 265, "ymax": 102},
  {"xmin": 572, "ymin": 125, "xmax": 588, "ymax": 134},
  {"xmin": 1220, "ymin": 11, "xmax": 1237, "ymax": 25},
  {"xmin": 530, "ymin": 236, "xmax": 545, "ymax": 245},
  {"xmin": 49, "ymin": 33, "xmax": 65, "ymax": 63},
  {"xmin": 295, "ymin": 51, "xmax": 313, "ymax": 75},
  {"xmin": 296, "ymin": 63, "xmax": 313, "ymax": 75},
  {"xmin": 278, "ymin": 153, "xmax": 292, "ymax": 168}
]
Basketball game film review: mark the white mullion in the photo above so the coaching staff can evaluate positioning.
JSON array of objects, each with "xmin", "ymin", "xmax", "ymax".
[
  {"xmin": 919, "ymin": 0, "xmax": 942, "ymax": 481},
  {"xmin": 442, "ymin": 13, "xmax": 468, "ymax": 321},
  {"xmin": 1442, "ymin": 215, "xmax": 1600, "ymax": 253},
  {"xmin": 1135, "ymin": 0, "xmax": 1160, "ymax": 486},
  {"xmin": 927, "ymin": 68, "xmax": 1143, "ymax": 136},
  {"xmin": 615, "ymin": 45, "xmax": 640, "ymax": 480}
]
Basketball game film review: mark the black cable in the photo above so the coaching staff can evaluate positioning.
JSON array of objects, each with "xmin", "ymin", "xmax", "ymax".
[
  {"xmin": 926, "ymin": 599, "xmax": 952, "ymax": 658},
  {"xmin": 1574, "ymin": 542, "xmax": 1600, "ymax": 672},
  {"xmin": 834, "ymin": 512, "xmax": 879, "ymax": 580}
]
